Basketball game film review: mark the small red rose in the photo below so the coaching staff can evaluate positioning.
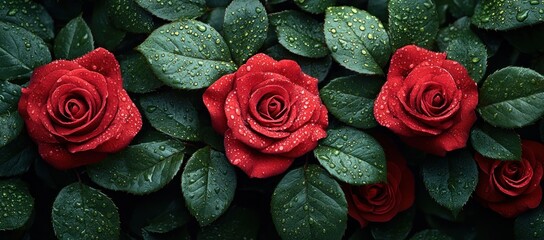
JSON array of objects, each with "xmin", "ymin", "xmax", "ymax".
[
  {"xmin": 203, "ymin": 53, "xmax": 328, "ymax": 178},
  {"xmin": 475, "ymin": 140, "xmax": 544, "ymax": 218},
  {"xmin": 374, "ymin": 45, "xmax": 478, "ymax": 156},
  {"xmin": 343, "ymin": 136, "xmax": 415, "ymax": 227},
  {"xmin": 18, "ymin": 48, "xmax": 142, "ymax": 169}
]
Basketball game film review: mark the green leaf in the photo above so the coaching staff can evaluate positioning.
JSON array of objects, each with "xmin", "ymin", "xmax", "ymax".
[
  {"xmin": 324, "ymin": 6, "xmax": 390, "ymax": 75},
  {"xmin": 140, "ymin": 91, "xmax": 200, "ymax": 141},
  {"xmin": 367, "ymin": 0, "xmax": 389, "ymax": 24},
  {"xmin": 409, "ymin": 229, "xmax": 454, "ymax": 240},
  {"xmin": 52, "ymin": 183, "xmax": 120, "ymax": 240},
  {"xmin": 478, "ymin": 67, "xmax": 544, "ymax": 128},
  {"xmin": 0, "ymin": 22, "xmax": 51, "ymax": 81},
  {"xmin": 271, "ymin": 165, "xmax": 347, "ymax": 240},
  {"xmin": 269, "ymin": 10, "xmax": 328, "ymax": 58},
  {"xmin": 54, "ymin": 16, "xmax": 94, "ymax": 60},
  {"xmin": 320, "ymin": 75, "xmax": 382, "ymax": 128},
  {"xmin": 437, "ymin": 17, "xmax": 487, "ymax": 83},
  {"xmin": 515, "ymin": 202, "xmax": 544, "ymax": 239},
  {"xmin": 314, "ymin": 127, "xmax": 386, "ymax": 185},
  {"xmin": 265, "ymin": 45, "xmax": 332, "ymax": 82},
  {"xmin": 203, "ymin": 7, "xmax": 226, "ymax": 32},
  {"xmin": 135, "ymin": 0, "xmax": 205, "ymax": 21},
  {"xmin": 90, "ymin": 0, "xmax": 126, "ymax": 50},
  {"xmin": 0, "ymin": 81, "xmax": 23, "ymax": 148},
  {"xmin": 87, "ymin": 139, "xmax": 185, "ymax": 195},
  {"xmin": 107, "ymin": 0, "xmax": 156, "ymax": 33},
  {"xmin": 129, "ymin": 194, "xmax": 190, "ymax": 236},
  {"xmin": 143, "ymin": 227, "xmax": 191, "ymax": 240},
  {"xmin": 371, "ymin": 208, "xmax": 415, "ymax": 240},
  {"xmin": 294, "ymin": 0, "xmax": 336, "ymax": 14},
  {"xmin": 143, "ymin": 198, "xmax": 189, "ymax": 233},
  {"xmin": 388, "ymin": 0, "xmax": 439, "ymax": 49},
  {"xmin": 472, "ymin": 0, "xmax": 544, "ymax": 31},
  {"xmin": 197, "ymin": 206, "xmax": 259, "ymax": 240},
  {"xmin": 421, "ymin": 150, "xmax": 478, "ymax": 215},
  {"xmin": 120, "ymin": 53, "xmax": 163, "ymax": 93},
  {"xmin": 444, "ymin": 38, "xmax": 487, "ymax": 83},
  {"xmin": 0, "ymin": 0, "xmax": 54, "ymax": 40},
  {"xmin": 470, "ymin": 123, "xmax": 521, "ymax": 161},
  {"xmin": 137, "ymin": 20, "xmax": 236, "ymax": 89},
  {"xmin": 0, "ymin": 179, "xmax": 34, "ymax": 230},
  {"xmin": 223, "ymin": 0, "xmax": 268, "ymax": 65},
  {"xmin": 0, "ymin": 134, "xmax": 37, "ymax": 177},
  {"xmin": 181, "ymin": 147, "xmax": 237, "ymax": 226}
]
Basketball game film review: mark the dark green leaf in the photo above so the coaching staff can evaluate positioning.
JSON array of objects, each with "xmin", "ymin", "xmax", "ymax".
[
  {"xmin": 181, "ymin": 147, "xmax": 237, "ymax": 226},
  {"xmin": 107, "ymin": 0, "xmax": 156, "ymax": 33},
  {"xmin": 52, "ymin": 183, "xmax": 120, "ymax": 240},
  {"xmin": 314, "ymin": 127, "xmax": 386, "ymax": 185},
  {"xmin": 320, "ymin": 75, "xmax": 382, "ymax": 128},
  {"xmin": 409, "ymin": 229, "xmax": 454, "ymax": 240},
  {"xmin": 478, "ymin": 67, "xmax": 544, "ymax": 128},
  {"xmin": 448, "ymin": 0, "xmax": 478, "ymax": 18},
  {"xmin": 0, "ymin": 179, "xmax": 34, "ymax": 230},
  {"xmin": 294, "ymin": 0, "xmax": 336, "ymax": 14},
  {"xmin": 203, "ymin": 7, "xmax": 226, "ymax": 32},
  {"xmin": 540, "ymin": 119, "xmax": 544, "ymax": 142},
  {"xmin": 197, "ymin": 206, "xmax": 259, "ymax": 240},
  {"xmin": 0, "ymin": 22, "xmax": 51, "ymax": 81},
  {"xmin": 135, "ymin": 0, "xmax": 205, "ymax": 21},
  {"xmin": 324, "ymin": 6, "xmax": 390, "ymax": 75},
  {"xmin": 470, "ymin": 123, "xmax": 521, "ymax": 161},
  {"xmin": 90, "ymin": 0, "xmax": 125, "ymax": 50},
  {"xmin": 503, "ymin": 24, "xmax": 544, "ymax": 54},
  {"xmin": 367, "ymin": 0, "xmax": 389, "ymax": 24},
  {"xmin": 87, "ymin": 139, "xmax": 185, "ymax": 195},
  {"xmin": 0, "ymin": 81, "xmax": 23, "ymax": 148},
  {"xmin": 129, "ymin": 194, "xmax": 190, "ymax": 236},
  {"xmin": 269, "ymin": 10, "xmax": 328, "ymax": 58},
  {"xmin": 0, "ymin": 133, "xmax": 36, "ymax": 177},
  {"xmin": 444, "ymin": 38, "xmax": 487, "ymax": 83},
  {"xmin": 143, "ymin": 198, "xmax": 189, "ymax": 233},
  {"xmin": 0, "ymin": 0, "xmax": 54, "ymax": 40},
  {"xmin": 140, "ymin": 91, "xmax": 200, "ymax": 141},
  {"xmin": 265, "ymin": 44, "xmax": 332, "ymax": 82},
  {"xmin": 143, "ymin": 227, "xmax": 191, "ymax": 240},
  {"xmin": 120, "ymin": 53, "xmax": 163, "ymax": 93},
  {"xmin": 206, "ymin": 0, "xmax": 231, "ymax": 7},
  {"xmin": 388, "ymin": 0, "xmax": 439, "ymax": 49},
  {"xmin": 137, "ymin": 20, "xmax": 236, "ymax": 89},
  {"xmin": 54, "ymin": 16, "xmax": 94, "ymax": 60},
  {"xmin": 472, "ymin": 0, "xmax": 544, "ymax": 31},
  {"xmin": 223, "ymin": 0, "xmax": 268, "ymax": 65},
  {"xmin": 371, "ymin": 208, "xmax": 415, "ymax": 240},
  {"xmin": 421, "ymin": 150, "xmax": 478, "ymax": 215},
  {"xmin": 515, "ymin": 202, "xmax": 544, "ymax": 239},
  {"xmin": 271, "ymin": 165, "xmax": 347, "ymax": 240},
  {"xmin": 437, "ymin": 17, "xmax": 487, "ymax": 83}
]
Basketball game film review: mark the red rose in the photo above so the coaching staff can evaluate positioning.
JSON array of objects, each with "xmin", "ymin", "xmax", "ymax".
[
  {"xmin": 343, "ymin": 137, "xmax": 415, "ymax": 227},
  {"xmin": 475, "ymin": 140, "xmax": 544, "ymax": 218},
  {"xmin": 18, "ymin": 48, "xmax": 142, "ymax": 169},
  {"xmin": 374, "ymin": 45, "xmax": 478, "ymax": 156},
  {"xmin": 203, "ymin": 53, "xmax": 328, "ymax": 178}
]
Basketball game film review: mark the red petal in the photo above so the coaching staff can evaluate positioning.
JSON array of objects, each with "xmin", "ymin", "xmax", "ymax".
[
  {"xmin": 38, "ymin": 143, "xmax": 107, "ymax": 170},
  {"xmin": 224, "ymin": 130, "xmax": 293, "ymax": 178},
  {"xmin": 260, "ymin": 124, "xmax": 326, "ymax": 158},
  {"xmin": 487, "ymin": 187, "xmax": 542, "ymax": 218},
  {"xmin": 74, "ymin": 48, "xmax": 122, "ymax": 87},
  {"xmin": 203, "ymin": 73, "xmax": 235, "ymax": 134},
  {"xmin": 388, "ymin": 45, "xmax": 446, "ymax": 79}
]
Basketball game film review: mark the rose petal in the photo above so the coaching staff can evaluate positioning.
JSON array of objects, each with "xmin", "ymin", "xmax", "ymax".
[
  {"xmin": 388, "ymin": 45, "xmax": 446, "ymax": 79},
  {"xmin": 38, "ymin": 143, "xmax": 107, "ymax": 170},
  {"xmin": 487, "ymin": 187, "xmax": 542, "ymax": 218},
  {"xmin": 203, "ymin": 73, "xmax": 235, "ymax": 134},
  {"xmin": 75, "ymin": 48, "xmax": 122, "ymax": 87},
  {"xmin": 224, "ymin": 130, "xmax": 293, "ymax": 178},
  {"xmin": 260, "ymin": 124, "xmax": 326, "ymax": 158}
]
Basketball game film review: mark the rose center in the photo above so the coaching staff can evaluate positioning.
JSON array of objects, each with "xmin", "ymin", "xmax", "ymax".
[
  {"xmin": 64, "ymin": 97, "xmax": 88, "ymax": 120},
  {"xmin": 432, "ymin": 93, "xmax": 444, "ymax": 106},
  {"xmin": 258, "ymin": 95, "xmax": 286, "ymax": 120}
]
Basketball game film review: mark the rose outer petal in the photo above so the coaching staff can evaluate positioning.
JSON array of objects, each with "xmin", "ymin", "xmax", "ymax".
[
  {"xmin": 38, "ymin": 143, "xmax": 107, "ymax": 170},
  {"xmin": 224, "ymin": 130, "xmax": 294, "ymax": 178},
  {"xmin": 203, "ymin": 74, "xmax": 236, "ymax": 134},
  {"xmin": 75, "ymin": 48, "xmax": 122, "ymax": 87}
]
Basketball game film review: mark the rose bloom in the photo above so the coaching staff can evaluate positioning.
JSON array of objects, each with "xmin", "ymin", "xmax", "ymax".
[
  {"xmin": 374, "ymin": 45, "xmax": 478, "ymax": 156},
  {"xmin": 18, "ymin": 48, "xmax": 142, "ymax": 169},
  {"xmin": 475, "ymin": 140, "xmax": 544, "ymax": 218},
  {"xmin": 203, "ymin": 53, "xmax": 328, "ymax": 178},
  {"xmin": 342, "ymin": 136, "xmax": 415, "ymax": 227}
]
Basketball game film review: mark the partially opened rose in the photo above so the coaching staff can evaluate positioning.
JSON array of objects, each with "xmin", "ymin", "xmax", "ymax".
[
  {"xmin": 475, "ymin": 140, "xmax": 544, "ymax": 218},
  {"xmin": 203, "ymin": 53, "xmax": 328, "ymax": 178},
  {"xmin": 342, "ymin": 136, "xmax": 415, "ymax": 227},
  {"xmin": 374, "ymin": 45, "xmax": 478, "ymax": 156},
  {"xmin": 18, "ymin": 48, "xmax": 142, "ymax": 169}
]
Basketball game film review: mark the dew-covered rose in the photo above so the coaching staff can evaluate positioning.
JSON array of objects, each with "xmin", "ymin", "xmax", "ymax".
[
  {"xmin": 374, "ymin": 45, "xmax": 478, "ymax": 156},
  {"xmin": 203, "ymin": 53, "xmax": 328, "ymax": 178},
  {"xmin": 475, "ymin": 140, "xmax": 544, "ymax": 218},
  {"xmin": 342, "ymin": 136, "xmax": 415, "ymax": 227},
  {"xmin": 18, "ymin": 48, "xmax": 142, "ymax": 169}
]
